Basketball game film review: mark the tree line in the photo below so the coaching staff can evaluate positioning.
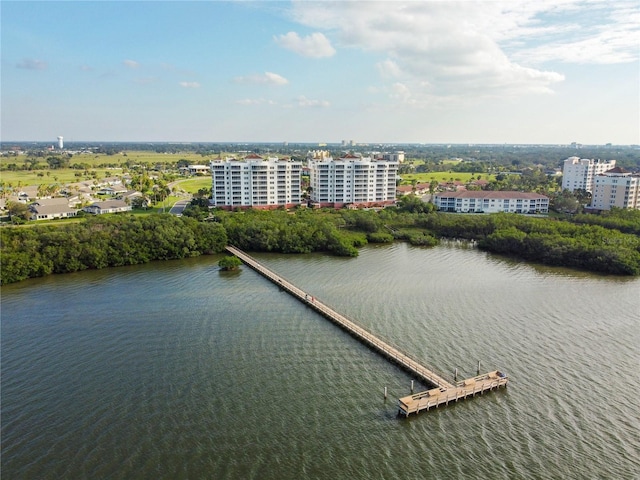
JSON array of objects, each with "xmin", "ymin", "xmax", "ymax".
[
  {"xmin": 2, "ymin": 206, "xmax": 639, "ymax": 285},
  {"xmin": 412, "ymin": 211, "xmax": 640, "ymax": 275},
  {"xmin": 0, "ymin": 215, "xmax": 227, "ymax": 284}
]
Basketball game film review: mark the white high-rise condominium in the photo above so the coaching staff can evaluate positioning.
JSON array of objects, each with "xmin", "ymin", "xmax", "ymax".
[
  {"xmin": 210, "ymin": 154, "xmax": 302, "ymax": 209},
  {"xmin": 561, "ymin": 156, "xmax": 616, "ymax": 193},
  {"xmin": 57, "ymin": 136, "xmax": 64, "ymax": 149},
  {"xmin": 307, "ymin": 153, "xmax": 398, "ymax": 208}
]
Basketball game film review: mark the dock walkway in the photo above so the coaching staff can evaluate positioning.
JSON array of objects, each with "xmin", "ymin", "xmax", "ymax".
[{"xmin": 225, "ymin": 246, "xmax": 508, "ymax": 416}]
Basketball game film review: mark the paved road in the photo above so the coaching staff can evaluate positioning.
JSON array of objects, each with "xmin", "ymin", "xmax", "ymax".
[{"xmin": 168, "ymin": 199, "xmax": 190, "ymax": 216}]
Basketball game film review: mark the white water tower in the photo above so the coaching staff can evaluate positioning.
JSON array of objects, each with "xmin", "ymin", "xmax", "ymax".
[{"xmin": 57, "ymin": 136, "xmax": 64, "ymax": 149}]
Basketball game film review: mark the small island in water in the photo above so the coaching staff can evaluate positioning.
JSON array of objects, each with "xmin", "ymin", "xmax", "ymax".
[{"xmin": 218, "ymin": 256, "xmax": 242, "ymax": 271}]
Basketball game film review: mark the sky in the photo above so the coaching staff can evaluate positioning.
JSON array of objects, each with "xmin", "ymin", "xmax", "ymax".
[{"xmin": 1, "ymin": 0, "xmax": 639, "ymax": 145}]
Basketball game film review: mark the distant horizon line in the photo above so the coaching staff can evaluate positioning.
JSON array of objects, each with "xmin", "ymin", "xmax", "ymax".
[{"xmin": 2, "ymin": 140, "xmax": 638, "ymax": 148}]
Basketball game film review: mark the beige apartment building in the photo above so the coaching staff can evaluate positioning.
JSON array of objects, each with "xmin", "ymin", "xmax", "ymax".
[{"xmin": 589, "ymin": 167, "xmax": 640, "ymax": 211}]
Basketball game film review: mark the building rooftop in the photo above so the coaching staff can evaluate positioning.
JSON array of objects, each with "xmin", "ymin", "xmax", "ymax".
[
  {"xmin": 436, "ymin": 191, "xmax": 548, "ymax": 200},
  {"xmin": 601, "ymin": 166, "xmax": 631, "ymax": 175}
]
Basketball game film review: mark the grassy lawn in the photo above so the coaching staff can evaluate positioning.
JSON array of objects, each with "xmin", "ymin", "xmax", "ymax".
[
  {"xmin": 111, "ymin": 151, "xmax": 209, "ymax": 165},
  {"xmin": 399, "ymin": 172, "xmax": 494, "ymax": 185},
  {"xmin": 171, "ymin": 177, "xmax": 211, "ymax": 194},
  {"xmin": 0, "ymin": 168, "xmax": 121, "ymax": 186},
  {"xmin": 0, "ymin": 151, "xmax": 215, "ymax": 187}
]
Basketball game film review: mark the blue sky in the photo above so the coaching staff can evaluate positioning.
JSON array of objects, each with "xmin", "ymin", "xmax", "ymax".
[{"xmin": 2, "ymin": 0, "xmax": 639, "ymax": 144}]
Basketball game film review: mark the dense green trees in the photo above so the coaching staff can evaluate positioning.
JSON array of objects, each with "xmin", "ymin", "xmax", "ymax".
[
  {"xmin": 479, "ymin": 226, "xmax": 640, "ymax": 275},
  {"xmin": 0, "ymin": 215, "xmax": 227, "ymax": 284},
  {"xmin": 378, "ymin": 208, "xmax": 640, "ymax": 275},
  {"xmin": 216, "ymin": 209, "xmax": 365, "ymax": 257},
  {"xmin": 46, "ymin": 156, "xmax": 70, "ymax": 169},
  {"xmin": 218, "ymin": 255, "xmax": 242, "ymax": 270},
  {"xmin": 6, "ymin": 201, "xmax": 30, "ymax": 223},
  {"xmin": 418, "ymin": 212, "xmax": 640, "ymax": 276},
  {"xmin": 395, "ymin": 194, "xmax": 437, "ymax": 213},
  {"xmin": 2, "ymin": 207, "xmax": 639, "ymax": 285},
  {"xmin": 571, "ymin": 208, "xmax": 640, "ymax": 235}
]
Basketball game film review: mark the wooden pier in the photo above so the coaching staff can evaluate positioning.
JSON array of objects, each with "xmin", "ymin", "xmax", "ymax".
[{"xmin": 225, "ymin": 246, "xmax": 508, "ymax": 416}]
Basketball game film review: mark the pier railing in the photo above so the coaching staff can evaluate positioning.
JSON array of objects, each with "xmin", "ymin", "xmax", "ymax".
[{"xmin": 225, "ymin": 245, "xmax": 508, "ymax": 416}]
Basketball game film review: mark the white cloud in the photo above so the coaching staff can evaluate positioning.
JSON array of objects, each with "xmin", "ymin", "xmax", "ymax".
[
  {"xmin": 179, "ymin": 81, "xmax": 201, "ymax": 88},
  {"xmin": 16, "ymin": 58, "xmax": 47, "ymax": 70},
  {"xmin": 376, "ymin": 59, "xmax": 403, "ymax": 79},
  {"xmin": 274, "ymin": 32, "xmax": 336, "ymax": 58},
  {"xmin": 497, "ymin": 1, "xmax": 640, "ymax": 64},
  {"xmin": 234, "ymin": 71, "xmax": 289, "ymax": 86},
  {"xmin": 515, "ymin": 18, "xmax": 640, "ymax": 64},
  {"xmin": 389, "ymin": 83, "xmax": 412, "ymax": 103},
  {"xmin": 285, "ymin": 0, "xmax": 638, "ymax": 102},
  {"xmin": 296, "ymin": 95, "xmax": 330, "ymax": 108},
  {"xmin": 123, "ymin": 59, "xmax": 139, "ymax": 69}
]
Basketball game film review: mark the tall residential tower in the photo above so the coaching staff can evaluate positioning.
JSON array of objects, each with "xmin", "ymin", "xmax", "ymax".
[
  {"xmin": 589, "ymin": 167, "xmax": 640, "ymax": 211},
  {"xmin": 210, "ymin": 155, "xmax": 302, "ymax": 210},
  {"xmin": 307, "ymin": 152, "xmax": 398, "ymax": 208},
  {"xmin": 561, "ymin": 156, "xmax": 616, "ymax": 193}
]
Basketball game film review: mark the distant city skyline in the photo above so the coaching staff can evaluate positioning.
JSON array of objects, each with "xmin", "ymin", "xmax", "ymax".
[{"xmin": 2, "ymin": 1, "xmax": 639, "ymax": 145}]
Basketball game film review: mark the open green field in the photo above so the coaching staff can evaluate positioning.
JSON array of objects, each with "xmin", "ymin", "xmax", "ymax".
[
  {"xmin": 0, "ymin": 167, "xmax": 122, "ymax": 187},
  {"xmin": 0, "ymin": 151, "xmax": 216, "ymax": 187},
  {"xmin": 171, "ymin": 177, "xmax": 212, "ymax": 194},
  {"xmin": 399, "ymin": 171, "xmax": 494, "ymax": 185},
  {"xmin": 1, "ymin": 149, "xmax": 494, "ymax": 189}
]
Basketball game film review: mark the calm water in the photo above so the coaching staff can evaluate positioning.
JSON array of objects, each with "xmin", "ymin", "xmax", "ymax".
[{"xmin": 2, "ymin": 242, "xmax": 639, "ymax": 479}]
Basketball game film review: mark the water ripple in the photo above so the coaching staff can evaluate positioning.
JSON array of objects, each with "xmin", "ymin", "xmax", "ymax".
[{"xmin": 2, "ymin": 244, "xmax": 639, "ymax": 479}]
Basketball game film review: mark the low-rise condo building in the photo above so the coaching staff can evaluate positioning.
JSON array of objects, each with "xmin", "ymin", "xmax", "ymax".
[{"xmin": 434, "ymin": 191, "xmax": 549, "ymax": 214}]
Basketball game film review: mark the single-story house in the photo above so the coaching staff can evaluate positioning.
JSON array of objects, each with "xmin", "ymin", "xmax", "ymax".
[
  {"xmin": 83, "ymin": 199, "xmax": 132, "ymax": 215},
  {"xmin": 117, "ymin": 190, "xmax": 143, "ymax": 200},
  {"xmin": 179, "ymin": 165, "xmax": 211, "ymax": 176},
  {"xmin": 16, "ymin": 189, "xmax": 37, "ymax": 203},
  {"xmin": 96, "ymin": 185, "xmax": 128, "ymax": 196},
  {"xmin": 30, "ymin": 203, "xmax": 78, "ymax": 221},
  {"xmin": 31, "ymin": 197, "xmax": 72, "ymax": 208},
  {"xmin": 117, "ymin": 190, "xmax": 150, "ymax": 208}
]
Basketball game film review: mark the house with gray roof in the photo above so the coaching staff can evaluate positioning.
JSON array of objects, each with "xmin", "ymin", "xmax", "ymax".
[
  {"xmin": 83, "ymin": 199, "xmax": 132, "ymax": 215},
  {"xmin": 30, "ymin": 203, "xmax": 78, "ymax": 221}
]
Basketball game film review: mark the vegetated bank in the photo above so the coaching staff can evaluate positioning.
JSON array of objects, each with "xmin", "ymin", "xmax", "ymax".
[
  {"xmin": 2, "ymin": 206, "xmax": 639, "ymax": 285},
  {"xmin": 0, "ymin": 215, "xmax": 227, "ymax": 284},
  {"xmin": 412, "ymin": 210, "xmax": 640, "ymax": 275}
]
